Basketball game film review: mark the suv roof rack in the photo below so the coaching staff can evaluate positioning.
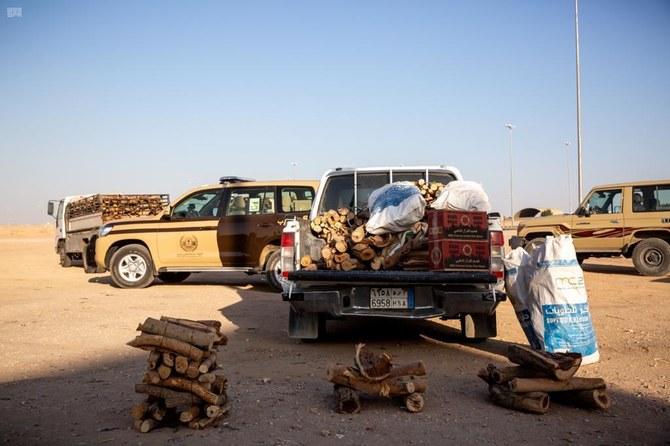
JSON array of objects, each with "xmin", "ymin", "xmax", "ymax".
[{"xmin": 219, "ymin": 176, "xmax": 256, "ymax": 184}]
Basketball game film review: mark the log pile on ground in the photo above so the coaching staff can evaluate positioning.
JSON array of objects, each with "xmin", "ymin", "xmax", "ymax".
[
  {"xmin": 327, "ymin": 343, "xmax": 427, "ymax": 414},
  {"xmin": 303, "ymin": 180, "xmax": 442, "ymax": 271},
  {"xmin": 127, "ymin": 316, "xmax": 230, "ymax": 432},
  {"xmin": 477, "ymin": 344, "xmax": 611, "ymax": 414},
  {"xmin": 67, "ymin": 194, "xmax": 166, "ymax": 221}
]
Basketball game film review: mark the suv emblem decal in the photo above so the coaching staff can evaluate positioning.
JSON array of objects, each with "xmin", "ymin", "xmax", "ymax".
[{"xmin": 180, "ymin": 234, "xmax": 198, "ymax": 252}]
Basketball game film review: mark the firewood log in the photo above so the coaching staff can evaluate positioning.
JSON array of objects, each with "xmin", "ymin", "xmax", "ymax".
[
  {"xmin": 300, "ymin": 255, "xmax": 313, "ymax": 267},
  {"xmin": 131, "ymin": 402, "xmax": 150, "ymax": 420},
  {"xmin": 127, "ymin": 334, "xmax": 205, "ymax": 362},
  {"xmin": 160, "ymin": 316, "xmax": 227, "ymax": 345},
  {"xmin": 507, "ymin": 345, "xmax": 582, "ymax": 381},
  {"xmin": 303, "ymin": 263, "xmax": 318, "ymax": 271},
  {"xmin": 388, "ymin": 361, "xmax": 427, "ymax": 378},
  {"xmin": 188, "ymin": 405, "xmax": 231, "ymax": 429},
  {"xmin": 334, "ymin": 385, "xmax": 361, "ymax": 414},
  {"xmin": 477, "ymin": 363, "xmax": 547, "ymax": 385},
  {"xmin": 186, "ymin": 361, "xmax": 201, "ymax": 379},
  {"xmin": 135, "ymin": 418, "xmax": 158, "ymax": 433},
  {"xmin": 327, "ymin": 364, "xmax": 427, "ymax": 397},
  {"xmin": 206, "ymin": 404, "xmax": 225, "ymax": 418},
  {"xmin": 143, "ymin": 370, "xmax": 161, "ymax": 384},
  {"xmin": 156, "ymin": 377, "xmax": 226, "ymax": 406},
  {"xmin": 137, "ymin": 317, "xmax": 217, "ymax": 350},
  {"xmin": 135, "ymin": 383, "xmax": 204, "ymax": 408},
  {"xmin": 354, "ymin": 343, "xmax": 393, "ymax": 381},
  {"xmin": 489, "ymin": 385, "xmax": 549, "ymax": 414},
  {"xmin": 212, "ymin": 374, "xmax": 228, "ymax": 395},
  {"xmin": 198, "ymin": 373, "xmax": 216, "ymax": 384},
  {"xmin": 351, "ymin": 225, "xmax": 366, "ymax": 243},
  {"xmin": 157, "ymin": 364, "xmax": 172, "ymax": 380},
  {"xmin": 403, "ymin": 392, "xmax": 424, "ymax": 413},
  {"xmin": 175, "ymin": 355, "xmax": 189, "ymax": 374},
  {"xmin": 147, "ymin": 351, "xmax": 161, "ymax": 370},
  {"xmin": 509, "ymin": 377, "xmax": 606, "ymax": 394},
  {"xmin": 162, "ymin": 352, "xmax": 175, "ymax": 367},
  {"xmin": 551, "ymin": 388, "xmax": 612, "ymax": 410},
  {"xmin": 179, "ymin": 405, "xmax": 201, "ymax": 423},
  {"xmin": 199, "ymin": 350, "xmax": 217, "ymax": 374}
]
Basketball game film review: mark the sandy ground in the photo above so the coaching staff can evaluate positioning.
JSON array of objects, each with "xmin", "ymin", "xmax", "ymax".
[{"xmin": 0, "ymin": 225, "xmax": 668, "ymax": 446}]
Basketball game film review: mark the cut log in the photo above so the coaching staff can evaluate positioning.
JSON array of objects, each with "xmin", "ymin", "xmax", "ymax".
[
  {"xmin": 206, "ymin": 404, "xmax": 224, "ymax": 418},
  {"xmin": 507, "ymin": 344, "xmax": 582, "ymax": 381},
  {"xmin": 489, "ymin": 385, "xmax": 549, "ymax": 414},
  {"xmin": 198, "ymin": 373, "xmax": 216, "ymax": 384},
  {"xmin": 156, "ymin": 377, "xmax": 226, "ymax": 406},
  {"xmin": 509, "ymin": 377, "xmax": 606, "ymax": 394},
  {"xmin": 327, "ymin": 364, "xmax": 427, "ymax": 397},
  {"xmin": 354, "ymin": 344, "xmax": 393, "ymax": 381},
  {"xmin": 175, "ymin": 355, "xmax": 189, "ymax": 374},
  {"xmin": 321, "ymin": 246, "xmax": 334, "ymax": 262},
  {"xmin": 388, "ymin": 361, "xmax": 427, "ymax": 378},
  {"xmin": 551, "ymin": 388, "xmax": 612, "ymax": 410},
  {"xmin": 136, "ymin": 418, "xmax": 158, "ymax": 433},
  {"xmin": 160, "ymin": 316, "xmax": 227, "ymax": 345},
  {"xmin": 162, "ymin": 352, "xmax": 175, "ymax": 367},
  {"xmin": 370, "ymin": 256, "xmax": 383, "ymax": 271},
  {"xmin": 147, "ymin": 350, "xmax": 161, "ymax": 370},
  {"xmin": 157, "ymin": 364, "xmax": 172, "ymax": 380},
  {"xmin": 303, "ymin": 263, "xmax": 318, "ymax": 271},
  {"xmin": 127, "ymin": 334, "xmax": 205, "ymax": 362},
  {"xmin": 199, "ymin": 350, "xmax": 217, "ymax": 374},
  {"xmin": 143, "ymin": 370, "xmax": 161, "ymax": 384},
  {"xmin": 477, "ymin": 363, "xmax": 547, "ymax": 385},
  {"xmin": 131, "ymin": 402, "xmax": 150, "ymax": 420},
  {"xmin": 212, "ymin": 374, "xmax": 228, "ymax": 395},
  {"xmin": 403, "ymin": 392, "xmax": 424, "ymax": 413},
  {"xmin": 135, "ymin": 383, "xmax": 204, "ymax": 408},
  {"xmin": 179, "ymin": 405, "xmax": 201, "ymax": 423},
  {"xmin": 137, "ymin": 317, "xmax": 216, "ymax": 350},
  {"xmin": 186, "ymin": 361, "xmax": 201, "ymax": 379},
  {"xmin": 334, "ymin": 385, "xmax": 361, "ymax": 414},
  {"xmin": 351, "ymin": 225, "xmax": 366, "ymax": 243},
  {"xmin": 300, "ymin": 255, "xmax": 313, "ymax": 267}
]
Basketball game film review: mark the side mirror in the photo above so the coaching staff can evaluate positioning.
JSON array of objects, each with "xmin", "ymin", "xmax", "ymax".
[
  {"xmin": 578, "ymin": 204, "xmax": 591, "ymax": 217},
  {"xmin": 47, "ymin": 202, "xmax": 55, "ymax": 217},
  {"xmin": 161, "ymin": 206, "xmax": 172, "ymax": 221}
]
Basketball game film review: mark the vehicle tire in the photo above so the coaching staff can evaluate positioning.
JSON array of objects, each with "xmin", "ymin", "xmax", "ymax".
[
  {"xmin": 632, "ymin": 239, "xmax": 670, "ymax": 276},
  {"xmin": 59, "ymin": 251, "xmax": 72, "ymax": 268},
  {"xmin": 524, "ymin": 237, "xmax": 546, "ymax": 256},
  {"xmin": 109, "ymin": 244, "xmax": 155, "ymax": 289},
  {"xmin": 265, "ymin": 250, "xmax": 283, "ymax": 292},
  {"xmin": 158, "ymin": 272, "xmax": 191, "ymax": 283}
]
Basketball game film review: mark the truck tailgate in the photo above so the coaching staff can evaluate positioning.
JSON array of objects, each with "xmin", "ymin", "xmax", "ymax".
[{"xmin": 287, "ymin": 270, "xmax": 497, "ymax": 285}]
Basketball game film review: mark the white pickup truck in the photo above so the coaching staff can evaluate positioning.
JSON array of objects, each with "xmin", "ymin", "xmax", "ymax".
[{"xmin": 280, "ymin": 165, "xmax": 506, "ymax": 341}]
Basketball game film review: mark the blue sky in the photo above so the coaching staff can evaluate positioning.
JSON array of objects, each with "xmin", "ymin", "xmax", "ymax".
[{"xmin": 1, "ymin": 0, "xmax": 668, "ymax": 224}]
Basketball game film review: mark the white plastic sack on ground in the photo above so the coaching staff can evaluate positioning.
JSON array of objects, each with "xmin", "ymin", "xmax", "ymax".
[
  {"xmin": 525, "ymin": 235, "xmax": 599, "ymax": 364},
  {"xmin": 503, "ymin": 247, "xmax": 542, "ymax": 349},
  {"xmin": 365, "ymin": 182, "xmax": 426, "ymax": 235},
  {"xmin": 431, "ymin": 180, "xmax": 491, "ymax": 212}
]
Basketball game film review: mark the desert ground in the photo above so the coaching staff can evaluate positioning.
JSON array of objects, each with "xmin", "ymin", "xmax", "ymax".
[{"xmin": 0, "ymin": 225, "xmax": 668, "ymax": 446}]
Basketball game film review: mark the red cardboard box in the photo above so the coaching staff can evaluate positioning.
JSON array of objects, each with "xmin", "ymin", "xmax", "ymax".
[
  {"xmin": 429, "ymin": 239, "xmax": 490, "ymax": 270},
  {"xmin": 427, "ymin": 210, "xmax": 488, "ymax": 241}
]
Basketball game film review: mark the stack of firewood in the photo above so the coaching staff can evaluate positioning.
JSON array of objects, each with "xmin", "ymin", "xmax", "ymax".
[
  {"xmin": 68, "ymin": 194, "xmax": 165, "ymax": 221},
  {"xmin": 327, "ymin": 344, "xmax": 428, "ymax": 414},
  {"xmin": 127, "ymin": 316, "xmax": 230, "ymax": 432},
  {"xmin": 478, "ymin": 344, "xmax": 611, "ymax": 414},
  {"xmin": 303, "ymin": 181, "xmax": 446, "ymax": 272}
]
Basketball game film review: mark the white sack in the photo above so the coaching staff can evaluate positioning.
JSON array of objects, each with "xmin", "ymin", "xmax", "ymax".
[
  {"xmin": 503, "ymin": 247, "xmax": 542, "ymax": 349},
  {"xmin": 365, "ymin": 182, "xmax": 426, "ymax": 235},
  {"xmin": 525, "ymin": 235, "xmax": 599, "ymax": 364},
  {"xmin": 431, "ymin": 180, "xmax": 491, "ymax": 212}
]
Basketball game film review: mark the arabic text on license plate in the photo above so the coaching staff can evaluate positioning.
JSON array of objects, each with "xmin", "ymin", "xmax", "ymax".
[{"xmin": 370, "ymin": 288, "xmax": 413, "ymax": 309}]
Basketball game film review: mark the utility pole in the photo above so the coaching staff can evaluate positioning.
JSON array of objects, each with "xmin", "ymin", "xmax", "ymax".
[{"xmin": 505, "ymin": 124, "xmax": 516, "ymax": 227}]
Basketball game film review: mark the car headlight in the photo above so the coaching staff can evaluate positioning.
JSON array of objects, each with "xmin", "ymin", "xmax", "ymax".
[{"xmin": 99, "ymin": 224, "xmax": 113, "ymax": 237}]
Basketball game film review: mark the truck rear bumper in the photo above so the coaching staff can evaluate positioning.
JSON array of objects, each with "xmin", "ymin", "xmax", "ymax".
[{"xmin": 282, "ymin": 285, "xmax": 505, "ymax": 320}]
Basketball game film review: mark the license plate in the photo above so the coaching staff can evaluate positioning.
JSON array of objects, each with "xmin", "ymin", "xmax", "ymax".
[{"xmin": 370, "ymin": 288, "xmax": 414, "ymax": 309}]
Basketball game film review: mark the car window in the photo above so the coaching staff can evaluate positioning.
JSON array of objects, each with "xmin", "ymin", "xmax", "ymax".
[
  {"xmin": 587, "ymin": 188, "xmax": 622, "ymax": 214},
  {"xmin": 172, "ymin": 189, "xmax": 223, "ymax": 219},
  {"xmin": 280, "ymin": 187, "xmax": 315, "ymax": 212},
  {"xmin": 634, "ymin": 184, "xmax": 670, "ymax": 212},
  {"xmin": 226, "ymin": 187, "xmax": 275, "ymax": 216}
]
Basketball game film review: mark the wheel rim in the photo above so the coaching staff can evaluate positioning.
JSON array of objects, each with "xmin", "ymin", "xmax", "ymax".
[
  {"xmin": 118, "ymin": 253, "xmax": 148, "ymax": 282},
  {"xmin": 642, "ymin": 247, "xmax": 663, "ymax": 268}
]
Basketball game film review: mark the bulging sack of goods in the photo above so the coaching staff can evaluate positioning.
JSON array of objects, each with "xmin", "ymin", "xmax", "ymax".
[{"xmin": 505, "ymin": 235, "xmax": 599, "ymax": 364}]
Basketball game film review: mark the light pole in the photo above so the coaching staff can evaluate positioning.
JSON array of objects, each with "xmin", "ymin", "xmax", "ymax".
[
  {"xmin": 565, "ymin": 142, "xmax": 572, "ymax": 212},
  {"xmin": 505, "ymin": 124, "xmax": 516, "ymax": 227},
  {"xmin": 290, "ymin": 162, "xmax": 298, "ymax": 179},
  {"xmin": 575, "ymin": 0, "xmax": 583, "ymax": 202}
]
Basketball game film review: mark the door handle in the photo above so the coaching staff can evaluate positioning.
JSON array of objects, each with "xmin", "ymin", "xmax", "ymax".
[
  {"xmin": 257, "ymin": 223, "xmax": 273, "ymax": 228},
  {"xmin": 576, "ymin": 222, "xmax": 589, "ymax": 225},
  {"xmin": 610, "ymin": 219, "xmax": 619, "ymax": 224}
]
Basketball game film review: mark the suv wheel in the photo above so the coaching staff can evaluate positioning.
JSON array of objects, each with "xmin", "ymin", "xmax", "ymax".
[
  {"xmin": 265, "ymin": 250, "xmax": 283, "ymax": 292},
  {"xmin": 110, "ymin": 244, "xmax": 155, "ymax": 288},
  {"xmin": 632, "ymin": 238, "xmax": 670, "ymax": 276}
]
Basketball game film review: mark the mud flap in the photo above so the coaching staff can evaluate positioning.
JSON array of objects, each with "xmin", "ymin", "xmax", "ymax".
[
  {"xmin": 288, "ymin": 306, "xmax": 320, "ymax": 339},
  {"xmin": 461, "ymin": 312, "xmax": 497, "ymax": 340}
]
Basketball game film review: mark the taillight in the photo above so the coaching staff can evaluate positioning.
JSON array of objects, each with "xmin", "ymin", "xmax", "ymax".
[
  {"xmin": 489, "ymin": 230, "xmax": 505, "ymax": 281},
  {"xmin": 280, "ymin": 231, "xmax": 295, "ymax": 278}
]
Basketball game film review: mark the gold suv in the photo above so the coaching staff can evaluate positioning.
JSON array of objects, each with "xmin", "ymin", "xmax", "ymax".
[
  {"xmin": 84, "ymin": 177, "xmax": 319, "ymax": 290},
  {"xmin": 511, "ymin": 180, "xmax": 670, "ymax": 276}
]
